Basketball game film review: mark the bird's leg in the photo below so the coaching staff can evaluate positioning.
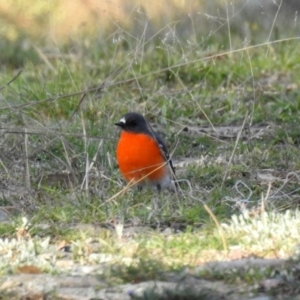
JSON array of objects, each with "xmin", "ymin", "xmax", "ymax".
[{"xmin": 156, "ymin": 184, "xmax": 161, "ymax": 193}]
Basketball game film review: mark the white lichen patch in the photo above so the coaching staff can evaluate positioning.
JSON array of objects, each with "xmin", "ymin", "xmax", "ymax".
[
  {"xmin": 0, "ymin": 235, "xmax": 135, "ymax": 275},
  {"xmin": 0, "ymin": 236, "xmax": 55, "ymax": 273},
  {"xmin": 221, "ymin": 210, "xmax": 300, "ymax": 255}
]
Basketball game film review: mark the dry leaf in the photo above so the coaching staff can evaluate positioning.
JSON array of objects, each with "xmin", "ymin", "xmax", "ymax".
[{"xmin": 17, "ymin": 265, "xmax": 42, "ymax": 274}]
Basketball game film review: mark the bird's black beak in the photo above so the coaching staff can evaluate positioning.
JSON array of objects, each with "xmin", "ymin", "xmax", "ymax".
[{"xmin": 114, "ymin": 122, "xmax": 124, "ymax": 128}]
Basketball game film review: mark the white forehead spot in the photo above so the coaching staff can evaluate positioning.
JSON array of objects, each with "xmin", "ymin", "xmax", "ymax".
[{"xmin": 119, "ymin": 117, "xmax": 126, "ymax": 124}]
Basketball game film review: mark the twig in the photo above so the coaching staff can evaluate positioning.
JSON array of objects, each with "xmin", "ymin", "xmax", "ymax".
[
  {"xmin": 0, "ymin": 37, "xmax": 299, "ymax": 111},
  {"xmin": 0, "ymin": 70, "xmax": 23, "ymax": 91},
  {"xmin": 0, "ymin": 127, "xmax": 114, "ymax": 140}
]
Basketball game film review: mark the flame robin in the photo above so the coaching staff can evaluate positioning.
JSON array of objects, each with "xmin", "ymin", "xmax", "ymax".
[{"xmin": 115, "ymin": 112, "xmax": 176, "ymax": 191}]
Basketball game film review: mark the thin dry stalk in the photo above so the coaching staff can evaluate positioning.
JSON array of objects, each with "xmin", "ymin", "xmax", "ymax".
[
  {"xmin": 100, "ymin": 161, "xmax": 172, "ymax": 207},
  {"xmin": 24, "ymin": 127, "xmax": 31, "ymax": 190},
  {"xmin": 222, "ymin": 113, "xmax": 248, "ymax": 186},
  {"xmin": 204, "ymin": 203, "xmax": 228, "ymax": 251}
]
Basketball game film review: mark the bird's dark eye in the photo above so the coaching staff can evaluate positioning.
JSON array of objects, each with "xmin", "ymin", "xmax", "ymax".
[{"xmin": 129, "ymin": 120, "xmax": 137, "ymax": 126}]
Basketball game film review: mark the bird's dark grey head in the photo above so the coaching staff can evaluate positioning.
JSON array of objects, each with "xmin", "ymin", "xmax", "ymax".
[{"xmin": 114, "ymin": 112, "xmax": 150, "ymax": 134}]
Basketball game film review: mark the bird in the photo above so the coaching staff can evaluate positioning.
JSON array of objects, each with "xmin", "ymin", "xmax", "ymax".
[{"xmin": 114, "ymin": 112, "xmax": 176, "ymax": 192}]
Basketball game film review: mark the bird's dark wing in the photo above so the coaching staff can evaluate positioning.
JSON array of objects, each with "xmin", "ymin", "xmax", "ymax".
[{"xmin": 154, "ymin": 132, "xmax": 176, "ymax": 176}]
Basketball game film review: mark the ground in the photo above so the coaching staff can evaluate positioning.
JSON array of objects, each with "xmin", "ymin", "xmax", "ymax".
[{"xmin": 0, "ymin": 1, "xmax": 300, "ymax": 299}]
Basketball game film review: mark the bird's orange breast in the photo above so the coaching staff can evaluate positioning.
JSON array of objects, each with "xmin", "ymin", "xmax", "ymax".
[{"xmin": 116, "ymin": 131, "xmax": 167, "ymax": 183}]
